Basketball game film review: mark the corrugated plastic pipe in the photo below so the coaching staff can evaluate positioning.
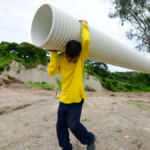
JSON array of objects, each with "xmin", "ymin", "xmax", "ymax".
[{"xmin": 31, "ymin": 4, "xmax": 150, "ymax": 74}]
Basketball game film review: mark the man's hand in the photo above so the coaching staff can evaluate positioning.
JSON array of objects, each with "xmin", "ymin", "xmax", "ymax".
[
  {"xmin": 45, "ymin": 49, "xmax": 51, "ymax": 52},
  {"xmin": 79, "ymin": 20, "xmax": 88, "ymax": 24},
  {"xmin": 45, "ymin": 49, "xmax": 57, "ymax": 52}
]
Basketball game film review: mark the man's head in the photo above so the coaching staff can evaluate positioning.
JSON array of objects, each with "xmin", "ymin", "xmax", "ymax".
[{"xmin": 65, "ymin": 40, "xmax": 82, "ymax": 62}]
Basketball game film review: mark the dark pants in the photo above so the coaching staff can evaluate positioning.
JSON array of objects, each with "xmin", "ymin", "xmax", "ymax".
[{"xmin": 56, "ymin": 99, "xmax": 94, "ymax": 150}]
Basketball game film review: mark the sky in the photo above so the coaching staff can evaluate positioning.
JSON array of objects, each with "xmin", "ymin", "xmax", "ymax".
[{"xmin": 0, "ymin": 0, "xmax": 149, "ymax": 72}]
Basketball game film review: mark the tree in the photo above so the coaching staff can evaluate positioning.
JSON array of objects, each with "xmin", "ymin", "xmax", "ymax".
[
  {"xmin": 84, "ymin": 59, "xmax": 110, "ymax": 77},
  {"xmin": 85, "ymin": 59, "xmax": 108, "ymax": 71},
  {"xmin": 108, "ymin": 0, "xmax": 150, "ymax": 53}
]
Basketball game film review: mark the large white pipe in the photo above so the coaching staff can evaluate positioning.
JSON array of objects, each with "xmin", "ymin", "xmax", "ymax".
[{"xmin": 31, "ymin": 4, "xmax": 150, "ymax": 74}]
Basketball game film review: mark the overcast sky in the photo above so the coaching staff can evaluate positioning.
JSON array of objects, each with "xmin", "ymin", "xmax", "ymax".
[{"xmin": 0, "ymin": 0, "xmax": 149, "ymax": 72}]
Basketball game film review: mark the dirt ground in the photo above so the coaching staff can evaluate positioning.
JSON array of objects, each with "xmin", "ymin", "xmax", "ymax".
[{"xmin": 0, "ymin": 75, "xmax": 150, "ymax": 150}]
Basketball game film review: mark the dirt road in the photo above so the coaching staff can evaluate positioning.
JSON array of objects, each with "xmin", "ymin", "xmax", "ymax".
[{"xmin": 0, "ymin": 76, "xmax": 150, "ymax": 150}]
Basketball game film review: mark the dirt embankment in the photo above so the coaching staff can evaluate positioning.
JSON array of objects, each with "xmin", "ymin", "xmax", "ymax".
[
  {"xmin": 0, "ymin": 74, "xmax": 31, "ymax": 89},
  {"xmin": 0, "ymin": 75, "xmax": 150, "ymax": 150},
  {"xmin": 2, "ymin": 60, "xmax": 104, "ymax": 92}
]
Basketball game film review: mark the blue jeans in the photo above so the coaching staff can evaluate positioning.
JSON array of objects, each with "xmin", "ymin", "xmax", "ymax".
[{"xmin": 56, "ymin": 99, "xmax": 94, "ymax": 150}]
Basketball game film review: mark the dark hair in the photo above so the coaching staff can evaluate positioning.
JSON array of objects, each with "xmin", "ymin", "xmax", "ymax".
[{"xmin": 65, "ymin": 40, "xmax": 82, "ymax": 58}]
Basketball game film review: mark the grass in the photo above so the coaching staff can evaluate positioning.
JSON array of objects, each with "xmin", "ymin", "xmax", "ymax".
[
  {"xmin": 55, "ymin": 78, "xmax": 62, "ymax": 90},
  {"xmin": 27, "ymin": 81, "xmax": 55, "ymax": 91},
  {"xmin": 84, "ymin": 85, "xmax": 96, "ymax": 92},
  {"xmin": 140, "ymin": 87, "xmax": 150, "ymax": 92},
  {"xmin": 127, "ymin": 101, "xmax": 150, "ymax": 110}
]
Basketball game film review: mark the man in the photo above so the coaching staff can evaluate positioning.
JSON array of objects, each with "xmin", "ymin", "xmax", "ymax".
[{"xmin": 47, "ymin": 20, "xmax": 96, "ymax": 150}]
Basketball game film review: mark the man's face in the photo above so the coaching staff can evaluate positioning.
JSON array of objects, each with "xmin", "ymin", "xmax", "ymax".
[{"xmin": 65, "ymin": 54, "xmax": 79, "ymax": 62}]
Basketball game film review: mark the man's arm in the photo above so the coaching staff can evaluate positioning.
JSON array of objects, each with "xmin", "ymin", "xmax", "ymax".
[
  {"xmin": 79, "ymin": 20, "xmax": 90, "ymax": 62},
  {"xmin": 46, "ymin": 49, "xmax": 60, "ymax": 76}
]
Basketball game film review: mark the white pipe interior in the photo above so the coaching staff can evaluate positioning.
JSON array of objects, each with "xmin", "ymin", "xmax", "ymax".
[{"xmin": 31, "ymin": 4, "xmax": 53, "ymax": 46}]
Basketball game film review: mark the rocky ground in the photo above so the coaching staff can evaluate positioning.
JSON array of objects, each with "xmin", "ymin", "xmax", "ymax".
[{"xmin": 0, "ymin": 75, "xmax": 150, "ymax": 150}]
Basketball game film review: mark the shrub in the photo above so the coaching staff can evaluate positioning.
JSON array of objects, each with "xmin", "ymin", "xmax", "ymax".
[
  {"xmin": 111, "ymin": 80, "xmax": 118, "ymax": 86},
  {"xmin": 125, "ymin": 83, "xmax": 132, "ymax": 91},
  {"xmin": 17, "ymin": 69, "xmax": 20, "ymax": 74},
  {"xmin": 142, "ymin": 87, "xmax": 150, "ymax": 92},
  {"xmin": 28, "ymin": 80, "xmax": 32, "ymax": 84},
  {"xmin": 101, "ymin": 78, "xmax": 106, "ymax": 82},
  {"xmin": 116, "ymin": 83, "xmax": 126, "ymax": 91},
  {"xmin": 84, "ymin": 85, "xmax": 96, "ymax": 92},
  {"xmin": 132, "ymin": 84, "xmax": 141, "ymax": 90},
  {"xmin": 55, "ymin": 78, "xmax": 62, "ymax": 90},
  {"xmin": 105, "ymin": 80, "xmax": 113, "ymax": 90},
  {"xmin": 112, "ymin": 87, "xmax": 118, "ymax": 92},
  {"xmin": 6, "ymin": 65, "xmax": 10, "ymax": 71},
  {"xmin": 0, "ymin": 66, "xmax": 4, "ymax": 73}
]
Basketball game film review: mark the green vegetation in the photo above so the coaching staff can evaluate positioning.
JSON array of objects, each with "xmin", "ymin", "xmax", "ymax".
[
  {"xmin": 28, "ymin": 81, "xmax": 55, "ymax": 90},
  {"xmin": 127, "ymin": 101, "xmax": 150, "ymax": 110},
  {"xmin": 84, "ymin": 85, "xmax": 96, "ymax": 92},
  {"xmin": 0, "ymin": 41, "xmax": 50, "ymax": 75},
  {"xmin": 17, "ymin": 69, "xmax": 20, "ymax": 74},
  {"xmin": 55, "ymin": 78, "xmax": 62, "ymax": 90},
  {"xmin": 6, "ymin": 65, "xmax": 10, "ymax": 71},
  {"xmin": 84, "ymin": 59, "xmax": 150, "ymax": 92}
]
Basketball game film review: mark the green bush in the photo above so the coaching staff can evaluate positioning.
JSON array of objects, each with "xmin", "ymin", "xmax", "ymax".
[
  {"xmin": 135, "ymin": 72, "xmax": 150, "ymax": 86},
  {"xmin": 28, "ymin": 80, "xmax": 32, "ymax": 84},
  {"xmin": 17, "ymin": 69, "xmax": 20, "ymax": 74},
  {"xmin": 141, "ymin": 87, "xmax": 150, "ymax": 92},
  {"xmin": 84, "ymin": 85, "xmax": 96, "ymax": 92},
  {"xmin": 112, "ymin": 87, "xmax": 120, "ymax": 92},
  {"xmin": 101, "ymin": 78, "xmax": 106, "ymax": 82},
  {"xmin": 0, "ymin": 66, "xmax": 4, "ymax": 74},
  {"xmin": 55, "ymin": 78, "xmax": 62, "ymax": 90},
  {"xmin": 0, "ymin": 41, "xmax": 50, "ymax": 75},
  {"xmin": 125, "ymin": 83, "xmax": 132, "ymax": 90},
  {"xmin": 105, "ymin": 80, "xmax": 113, "ymax": 90},
  {"xmin": 115, "ymin": 82, "xmax": 127, "ymax": 92},
  {"xmin": 6, "ymin": 65, "xmax": 10, "ymax": 71},
  {"xmin": 132, "ymin": 84, "xmax": 141, "ymax": 90},
  {"xmin": 111, "ymin": 80, "xmax": 118, "ymax": 86}
]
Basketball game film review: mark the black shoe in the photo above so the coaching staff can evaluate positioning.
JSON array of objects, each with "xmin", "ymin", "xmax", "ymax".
[{"xmin": 87, "ymin": 135, "xmax": 96, "ymax": 150}]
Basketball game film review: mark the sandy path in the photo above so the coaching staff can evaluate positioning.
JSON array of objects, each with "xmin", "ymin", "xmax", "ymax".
[{"xmin": 0, "ymin": 87, "xmax": 150, "ymax": 150}]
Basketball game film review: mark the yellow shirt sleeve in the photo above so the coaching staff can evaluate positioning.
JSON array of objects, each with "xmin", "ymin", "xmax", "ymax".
[
  {"xmin": 48, "ymin": 51, "xmax": 60, "ymax": 76},
  {"xmin": 81, "ymin": 22, "xmax": 90, "ymax": 61}
]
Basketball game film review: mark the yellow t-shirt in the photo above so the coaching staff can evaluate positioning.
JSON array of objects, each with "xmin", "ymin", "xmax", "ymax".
[{"xmin": 48, "ymin": 22, "xmax": 90, "ymax": 104}]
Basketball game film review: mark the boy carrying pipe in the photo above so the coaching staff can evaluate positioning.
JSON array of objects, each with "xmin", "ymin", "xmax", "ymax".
[{"xmin": 46, "ymin": 20, "xmax": 96, "ymax": 150}]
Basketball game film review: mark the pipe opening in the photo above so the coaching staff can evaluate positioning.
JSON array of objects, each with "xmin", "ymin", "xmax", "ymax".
[{"xmin": 31, "ymin": 4, "xmax": 53, "ymax": 46}]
